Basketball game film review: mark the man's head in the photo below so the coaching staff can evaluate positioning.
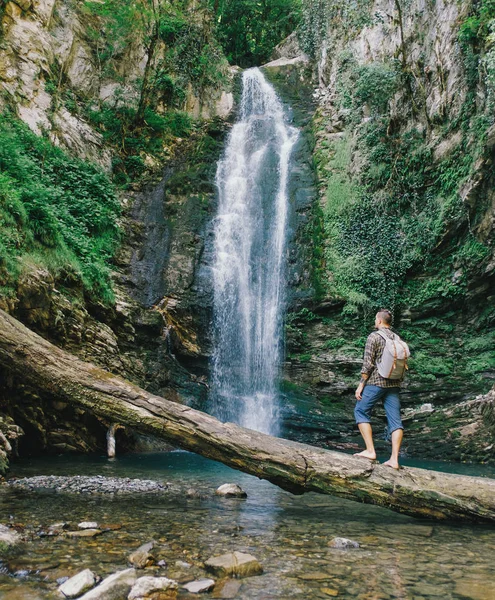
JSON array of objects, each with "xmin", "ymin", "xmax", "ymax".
[{"xmin": 375, "ymin": 309, "xmax": 392, "ymax": 329}]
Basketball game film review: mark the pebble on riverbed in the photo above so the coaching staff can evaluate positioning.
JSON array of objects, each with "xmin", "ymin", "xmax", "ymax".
[
  {"xmin": 128, "ymin": 541, "xmax": 156, "ymax": 569},
  {"xmin": 78, "ymin": 568, "xmax": 137, "ymax": 599},
  {"xmin": 0, "ymin": 524, "xmax": 21, "ymax": 553},
  {"xmin": 78, "ymin": 521, "xmax": 98, "ymax": 530},
  {"xmin": 58, "ymin": 568, "xmax": 98, "ymax": 598},
  {"xmin": 128, "ymin": 576, "xmax": 178, "ymax": 599},
  {"xmin": 182, "ymin": 578, "xmax": 215, "ymax": 594},
  {"xmin": 205, "ymin": 552, "xmax": 262, "ymax": 578},
  {"xmin": 215, "ymin": 484, "xmax": 247, "ymax": 498},
  {"xmin": 328, "ymin": 537, "xmax": 360, "ymax": 549},
  {"xmin": 6, "ymin": 475, "xmax": 168, "ymax": 495}
]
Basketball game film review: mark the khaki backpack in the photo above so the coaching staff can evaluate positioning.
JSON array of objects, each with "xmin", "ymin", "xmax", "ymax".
[{"xmin": 376, "ymin": 330, "xmax": 411, "ymax": 380}]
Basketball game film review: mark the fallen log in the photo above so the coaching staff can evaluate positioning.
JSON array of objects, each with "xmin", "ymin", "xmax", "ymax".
[{"xmin": 0, "ymin": 308, "xmax": 494, "ymax": 522}]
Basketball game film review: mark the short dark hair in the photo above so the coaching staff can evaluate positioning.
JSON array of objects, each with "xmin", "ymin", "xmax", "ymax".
[{"xmin": 377, "ymin": 309, "xmax": 392, "ymax": 325}]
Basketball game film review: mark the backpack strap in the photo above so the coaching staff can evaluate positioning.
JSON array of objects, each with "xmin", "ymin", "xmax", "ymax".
[{"xmin": 375, "ymin": 329, "xmax": 395, "ymax": 341}]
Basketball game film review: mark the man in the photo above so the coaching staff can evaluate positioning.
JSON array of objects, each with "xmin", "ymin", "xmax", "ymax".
[{"xmin": 354, "ymin": 309, "xmax": 404, "ymax": 469}]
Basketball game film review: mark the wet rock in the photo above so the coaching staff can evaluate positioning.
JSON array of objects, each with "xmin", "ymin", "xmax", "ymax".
[
  {"xmin": 211, "ymin": 579, "xmax": 242, "ymax": 599},
  {"xmin": 321, "ymin": 588, "xmax": 339, "ymax": 597},
  {"xmin": 129, "ymin": 541, "xmax": 155, "ymax": 569},
  {"xmin": 455, "ymin": 578, "xmax": 495, "ymax": 600},
  {"xmin": 0, "ymin": 524, "xmax": 21, "ymax": 553},
  {"xmin": 186, "ymin": 488, "xmax": 203, "ymax": 499},
  {"xmin": 297, "ymin": 572, "xmax": 331, "ymax": 581},
  {"xmin": 78, "ymin": 521, "xmax": 98, "ymax": 530},
  {"xmin": 100, "ymin": 523, "xmax": 122, "ymax": 531},
  {"xmin": 175, "ymin": 560, "xmax": 191, "ymax": 569},
  {"xmin": 78, "ymin": 568, "xmax": 137, "ymax": 599},
  {"xmin": 64, "ymin": 529, "xmax": 102, "ymax": 538},
  {"xmin": 182, "ymin": 578, "xmax": 215, "ymax": 593},
  {"xmin": 128, "ymin": 576, "xmax": 178, "ymax": 599},
  {"xmin": 328, "ymin": 537, "xmax": 360, "ymax": 549},
  {"xmin": 205, "ymin": 552, "xmax": 262, "ymax": 578},
  {"xmin": 59, "ymin": 568, "xmax": 98, "ymax": 598},
  {"xmin": 215, "ymin": 484, "xmax": 247, "ymax": 498}
]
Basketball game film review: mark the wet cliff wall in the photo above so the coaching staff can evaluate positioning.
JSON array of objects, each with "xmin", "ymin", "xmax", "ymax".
[
  {"xmin": 0, "ymin": 0, "xmax": 235, "ymax": 463},
  {"xmin": 275, "ymin": 0, "xmax": 494, "ymax": 461}
]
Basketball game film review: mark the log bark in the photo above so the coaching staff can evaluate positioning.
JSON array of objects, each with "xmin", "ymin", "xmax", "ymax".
[{"xmin": 0, "ymin": 308, "xmax": 494, "ymax": 522}]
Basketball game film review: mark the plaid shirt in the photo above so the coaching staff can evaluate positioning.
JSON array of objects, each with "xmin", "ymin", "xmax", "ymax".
[{"xmin": 361, "ymin": 328, "xmax": 404, "ymax": 388}]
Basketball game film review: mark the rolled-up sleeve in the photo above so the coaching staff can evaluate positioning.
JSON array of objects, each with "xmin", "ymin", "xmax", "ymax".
[{"xmin": 361, "ymin": 334, "xmax": 379, "ymax": 376}]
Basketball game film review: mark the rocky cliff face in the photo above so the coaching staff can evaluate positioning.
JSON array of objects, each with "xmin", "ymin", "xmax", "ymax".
[
  {"xmin": 0, "ymin": 0, "xmax": 234, "ymax": 465},
  {"xmin": 273, "ymin": 0, "xmax": 494, "ymax": 461}
]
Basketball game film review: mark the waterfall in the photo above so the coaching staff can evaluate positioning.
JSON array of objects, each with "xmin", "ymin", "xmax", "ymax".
[{"xmin": 209, "ymin": 68, "xmax": 299, "ymax": 435}]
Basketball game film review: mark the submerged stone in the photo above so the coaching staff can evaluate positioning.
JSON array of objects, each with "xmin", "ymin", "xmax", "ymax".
[
  {"xmin": 215, "ymin": 484, "xmax": 247, "ymax": 498},
  {"xmin": 64, "ymin": 529, "xmax": 102, "ymax": 538},
  {"xmin": 328, "ymin": 537, "xmax": 360, "ymax": 549},
  {"xmin": 211, "ymin": 578, "xmax": 242, "ymax": 599},
  {"xmin": 129, "ymin": 541, "xmax": 155, "ymax": 569},
  {"xmin": 59, "ymin": 568, "xmax": 97, "ymax": 598},
  {"xmin": 205, "ymin": 552, "xmax": 262, "ymax": 578},
  {"xmin": 0, "ymin": 524, "xmax": 21, "ymax": 553},
  {"xmin": 182, "ymin": 578, "xmax": 215, "ymax": 593}
]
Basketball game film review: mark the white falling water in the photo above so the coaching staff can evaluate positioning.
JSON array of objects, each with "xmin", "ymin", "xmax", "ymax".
[{"xmin": 210, "ymin": 68, "xmax": 299, "ymax": 435}]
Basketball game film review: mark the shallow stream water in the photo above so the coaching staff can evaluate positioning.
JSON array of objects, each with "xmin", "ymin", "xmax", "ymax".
[{"xmin": 1, "ymin": 452, "xmax": 494, "ymax": 599}]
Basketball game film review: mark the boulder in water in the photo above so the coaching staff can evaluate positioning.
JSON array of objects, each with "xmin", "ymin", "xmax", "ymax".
[
  {"xmin": 64, "ymin": 529, "xmax": 102, "ymax": 538},
  {"xmin": 182, "ymin": 578, "xmax": 215, "ymax": 593},
  {"xmin": 128, "ymin": 576, "xmax": 178, "ymax": 599},
  {"xmin": 58, "ymin": 569, "xmax": 98, "ymax": 598},
  {"xmin": 328, "ymin": 537, "xmax": 360, "ymax": 549},
  {"xmin": 211, "ymin": 578, "xmax": 242, "ymax": 598},
  {"xmin": 215, "ymin": 484, "xmax": 247, "ymax": 498},
  {"xmin": 129, "ymin": 541, "xmax": 155, "ymax": 569},
  {"xmin": 78, "ymin": 568, "xmax": 137, "ymax": 599},
  {"xmin": 78, "ymin": 521, "xmax": 98, "ymax": 530},
  {"xmin": 205, "ymin": 551, "xmax": 262, "ymax": 578},
  {"xmin": 0, "ymin": 524, "xmax": 21, "ymax": 553}
]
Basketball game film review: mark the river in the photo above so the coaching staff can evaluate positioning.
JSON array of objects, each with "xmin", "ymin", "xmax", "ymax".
[{"xmin": 1, "ymin": 452, "xmax": 494, "ymax": 599}]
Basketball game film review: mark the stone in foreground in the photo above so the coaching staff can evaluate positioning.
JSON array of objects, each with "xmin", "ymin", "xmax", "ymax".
[
  {"xmin": 205, "ymin": 552, "xmax": 262, "ymax": 578},
  {"xmin": 78, "ymin": 521, "xmax": 98, "ymax": 530},
  {"xmin": 211, "ymin": 579, "xmax": 242, "ymax": 599},
  {"xmin": 328, "ymin": 537, "xmax": 360, "ymax": 549},
  {"xmin": 129, "ymin": 541, "xmax": 155, "ymax": 569},
  {"xmin": 0, "ymin": 524, "xmax": 21, "ymax": 553},
  {"xmin": 215, "ymin": 484, "xmax": 247, "ymax": 498},
  {"xmin": 128, "ymin": 576, "xmax": 178, "ymax": 599},
  {"xmin": 78, "ymin": 568, "xmax": 137, "ymax": 599},
  {"xmin": 64, "ymin": 529, "xmax": 102, "ymax": 538},
  {"xmin": 182, "ymin": 579, "xmax": 215, "ymax": 593},
  {"xmin": 59, "ymin": 569, "xmax": 97, "ymax": 598}
]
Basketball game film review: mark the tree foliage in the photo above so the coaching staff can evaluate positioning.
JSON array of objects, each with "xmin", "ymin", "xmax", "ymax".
[{"xmin": 209, "ymin": 0, "xmax": 302, "ymax": 67}]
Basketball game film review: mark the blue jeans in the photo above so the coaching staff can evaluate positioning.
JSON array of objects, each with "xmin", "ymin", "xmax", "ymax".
[{"xmin": 354, "ymin": 385, "xmax": 403, "ymax": 434}]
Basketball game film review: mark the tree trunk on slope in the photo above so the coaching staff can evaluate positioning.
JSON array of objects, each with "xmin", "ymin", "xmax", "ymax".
[{"xmin": 0, "ymin": 308, "xmax": 494, "ymax": 523}]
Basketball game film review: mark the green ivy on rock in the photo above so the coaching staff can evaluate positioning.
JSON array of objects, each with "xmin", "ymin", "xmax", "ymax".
[{"xmin": 0, "ymin": 113, "xmax": 120, "ymax": 303}]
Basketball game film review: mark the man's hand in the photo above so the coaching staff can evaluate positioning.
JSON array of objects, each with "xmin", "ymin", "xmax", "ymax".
[{"xmin": 355, "ymin": 382, "xmax": 364, "ymax": 400}]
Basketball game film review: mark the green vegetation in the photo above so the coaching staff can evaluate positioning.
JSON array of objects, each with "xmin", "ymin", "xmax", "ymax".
[
  {"xmin": 312, "ymin": 46, "xmax": 492, "ymax": 316},
  {"xmin": 0, "ymin": 113, "xmax": 120, "ymax": 302},
  {"xmin": 70, "ymin": 0, "xmax": 229, "ymax": 184},
  {"xmin": 208, "ymin": 0, "xmax": 301, "ymax": 67}
]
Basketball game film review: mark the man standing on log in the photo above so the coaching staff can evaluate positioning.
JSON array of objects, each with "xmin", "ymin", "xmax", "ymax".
[{"xmin": 354, "ymin": 309, "xmax": 407, "ymax": 469}]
